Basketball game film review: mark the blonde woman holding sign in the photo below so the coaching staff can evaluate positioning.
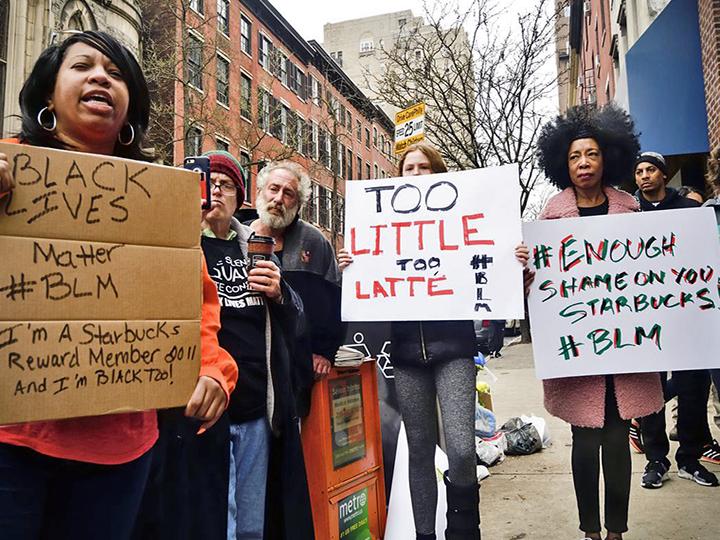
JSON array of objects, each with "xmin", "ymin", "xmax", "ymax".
[{"xmin": 339, "ymin": 142, "xmax": 529, "ymax": 540}]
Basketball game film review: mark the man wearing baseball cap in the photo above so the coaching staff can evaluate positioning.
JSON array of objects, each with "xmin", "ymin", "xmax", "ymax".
[{"xmin": 631, "ymin": 152, "xmax": 718, "ymax": 489}]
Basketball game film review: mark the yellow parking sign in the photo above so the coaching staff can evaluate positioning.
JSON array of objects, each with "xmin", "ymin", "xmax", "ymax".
[{"xmin": 394, "ymin": 103, "xmax": 425, "ymax": 154}]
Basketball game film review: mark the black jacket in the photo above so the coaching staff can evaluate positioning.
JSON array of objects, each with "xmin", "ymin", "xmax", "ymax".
[
  {"xmin": 635, "ymin": 187, "xmax": 701, "ymax": 211},
  {"xmin": 390, "ymin": 320, "xmax": 477, "ymax": 367},
  {"xmin": 246, "ymin": 216, "xmax": 344, "ymax": 417}
]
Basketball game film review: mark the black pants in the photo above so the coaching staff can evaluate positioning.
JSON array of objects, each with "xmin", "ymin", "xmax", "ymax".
[
  {"xmin": 0, "ymin": 442, "xmax": 152, "ymax": 540},
  {"xmin": 641, "ymin": 370, "xmax": 711, "ymax": 467},
  {"xmin": 571, "ymin": 378, "xmax": 631, "ymax": 534},
  {"xmin": 640, "ymin": 372, "xmax": 672, "ymax": 464},
  {"xmin": 675, "ymin": 370, "xmax": 712, "ymax": 467}
]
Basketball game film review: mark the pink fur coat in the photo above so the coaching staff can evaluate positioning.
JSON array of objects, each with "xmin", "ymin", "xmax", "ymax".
[{"xmin": 538, "ymin": 186, "xmax": 664, "ymax": 428}]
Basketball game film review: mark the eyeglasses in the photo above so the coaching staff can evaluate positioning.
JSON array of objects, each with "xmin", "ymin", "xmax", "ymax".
[{"xmin": 210, "ymin": 181, "xmax": 237, "ymax": 194}]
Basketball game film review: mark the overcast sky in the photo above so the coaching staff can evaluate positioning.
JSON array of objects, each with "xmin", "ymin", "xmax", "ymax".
[
  {"xmin": 269, "ymin": 1, "xmax": 541, "ymax": 44},
  {"xmin": 270, "ymin": 1, "xmax": 445, "ymax": 43}
]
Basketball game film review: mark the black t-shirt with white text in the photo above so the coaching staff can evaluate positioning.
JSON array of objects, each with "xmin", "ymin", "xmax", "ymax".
[{"xmin": 202, "ymin": 235, "xmax": 267, "ymax": 423}]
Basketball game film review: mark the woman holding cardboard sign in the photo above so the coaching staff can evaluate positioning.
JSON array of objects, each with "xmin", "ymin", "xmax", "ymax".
[
  {"xmin": 338, "ymin": 142, "xmax": 531, "ymax": 540},
  {"xmin": 535, "ymin": 104, "xmax": 664, "ymax": 540},
  {"xmin": 0, "ymin": 31, "xmax": 237, "ymax": 539}
]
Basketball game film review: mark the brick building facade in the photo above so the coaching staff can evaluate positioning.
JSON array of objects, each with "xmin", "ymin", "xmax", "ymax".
[{"xmin": 146, "ymin": 0, "xmax": 396, "ymax": 244}]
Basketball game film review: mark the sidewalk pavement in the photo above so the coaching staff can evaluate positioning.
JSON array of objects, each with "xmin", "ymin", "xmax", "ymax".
[{"xmin": 480, "ymin": 343, "xmax": 720, "ymax": 540}]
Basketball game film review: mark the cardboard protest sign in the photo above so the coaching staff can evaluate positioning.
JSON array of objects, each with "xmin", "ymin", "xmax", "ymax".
[
  {"xmin": 0, "ymin": 321, "xmax": 200, "ymax": 424},
  {"xmin": 341, "ymin": 166, "xmax": 524, "ymax": 321},
  {"xmin": 0, "ymin": 236, "xmax": 200, "ymax": 321},
  {"xmin": 0, "ymin": 142, "xmax": 199, "ymax": 248},
  {"xmin": 524, "ymin": 208, "xmax": 720, "ymax": 379},
  {"xmin": 0, "ymin": 142, "xmax": 202, "ymax": 423}
]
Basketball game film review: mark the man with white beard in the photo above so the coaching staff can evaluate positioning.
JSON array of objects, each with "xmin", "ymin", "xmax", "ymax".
[{"xmin": 249, "ymin": 161, "xmax": 344, "ymax": 418}]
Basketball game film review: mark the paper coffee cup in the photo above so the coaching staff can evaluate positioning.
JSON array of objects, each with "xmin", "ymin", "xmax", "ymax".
[{"xmin": 247, "ymin": 234, "xmax": 275, "ymax": 268}]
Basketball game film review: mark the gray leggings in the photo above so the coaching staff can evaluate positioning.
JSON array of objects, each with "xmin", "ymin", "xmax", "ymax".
[{"xmin": 394, "ymin": 358, "xmax": 477, "ymax": 535}]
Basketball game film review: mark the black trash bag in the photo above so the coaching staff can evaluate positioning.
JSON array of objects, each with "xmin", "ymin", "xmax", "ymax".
[{"xmin": 500, "ymin": 417, "xmax": 542, "ymax": 455}]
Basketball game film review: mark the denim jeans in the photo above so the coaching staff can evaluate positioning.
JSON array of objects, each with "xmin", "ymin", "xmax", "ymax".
[
  {"xmin": 0, "ymin": 442, "xmax": 152, "ymax": 540},
  {"xmin": 227, "ymin": 418, "xmax": 271, "ymax": 540}
]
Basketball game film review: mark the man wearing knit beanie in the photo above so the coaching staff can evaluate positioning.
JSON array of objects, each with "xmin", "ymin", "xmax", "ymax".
[
  {"xmin": 204, "ymin": 150, "xmax": 246, "ymax": 204},
  {"xmin": 631, "ymin": 151, "xmax": 719, "ymax": 489},
  {"xmin": 634, "ymin": 151, "xmax": 698, "ymax": 211},
  {"xmin": 197, "ymin": 151, "xmax": 314, "ymax": 537}
]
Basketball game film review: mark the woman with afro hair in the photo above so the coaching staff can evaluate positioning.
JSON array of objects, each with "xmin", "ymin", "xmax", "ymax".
[{"xmin": 534, "ymin": 104, "xmax": 663, "ymax": 540}]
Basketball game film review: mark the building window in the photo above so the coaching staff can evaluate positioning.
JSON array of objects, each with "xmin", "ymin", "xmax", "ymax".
[
  {"xmin": 336, "ymin": 195, "xmax": 344, "ymax": 231},
  {"xmin": 319, "ymin": 187, "xmax": 331, "ymax": 229},
  {"xmin": 356, "ymin": 120, "xmax": 361, "ymax": 141},
  {"xmin": 312, "ymin": 122, "xmax": 319, "ymax": 160},
  {"xmin": 380, "ymin": 134, "xmax": 385, "ymax": 154},
  {"xmin": 373, "ymin": 127, "xmax": 378, "ymax": 147},
  {"xmin": 258, "ymin": 34, "xmax": 271, "ymax": 70},
  {"xmin": 360, "ymin": 39, "xmax": 374, "ymax": 53},
  {"xmin": 240, "ymin": 15, "xmax": 252, "ymax": 55},
  {"xmin": 319, "ymin": 129, "xmax": 332, "ymax": 169},
  {"xmin": 357, "ymin": 155, "xmax": 362, "ymax": 179},
  {"xmin": 258, "ymin": 88, "xmax": 270, "ymax": 131},
  {"xmin": 279, "ymin": 53, "xmax": 288, "ymax": 86},
  {"xmin": 325, "ymin": 134, "xmax": 333, "ymax": 170},
  {"xmin": 216, "ymin": 138, "xmax": 229, "ymax": 152},
  {"xmin": 346, "ymin": 148, "xmax": 353, "ymax": 179},
  {"xmin": 0, "ymin": 0, "xmax": 7, "ymax": 137},
  {"xmin": 364, "ymin": 127, "xmax": 370, "ymax": 148},
  {"xmin": 339, "ymin": 104, "xmax": 346, "ymax": 126},
  {"xmin": 280, "ymin": 105, "xmax": 289, "ymax": 144},
  {"xmin": 189, "ymin": 0, "xmax": 203, "ymax": 15},
  {"xmin": 216, "ymin": 54, "xmax": 229, "ymax": 106},
  {"xmin": 217, "ymin": 0, "xmax": 229, "ymax": 36},
  {"xmin": 338, "ymin": 144, "xmax": 345, "ymax": 178},
  {"xmin": 331, "ymin": 51, "xmax": 343, "ymax": 67},
  {"xmin": 365, "ymin": 163, "xmax": 371, "ymax": 180},
  {"xmin": 240, "ymin": 73, "xmax": 251, "ymax": 119},
  {"xmin": 239, "ymin": 150, "xmax": 251, "ymax": 203},
  {"xmin": 187, "ymin": 35, "xmax": 204, "ymax": 90},
  {"xmin": 289, "ymin": 65, "xmax": 306, "ymax": 100},
  {"xmin": 295, "ymin": 116, "xmax": 304, "ymax": 154},
  {"xmin": 185, "ymin": 126, "xmax": 203, "ymax": 156},
  {"xmin": 303, "ymin": 182, "xmax": 319, "ymax": 224},
  {"xmin": 374, "ymin": 164, "xmax": 379, "ymax": 179},
  {"xmin": 311, "ymin": 76, "xmax": 320, "ymax": 106},
  {"xmin": 346, "ymin": 111, "xmax": 352, "ymax": 131}
]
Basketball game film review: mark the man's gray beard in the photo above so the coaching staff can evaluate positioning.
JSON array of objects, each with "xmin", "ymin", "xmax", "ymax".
[{"xmin": 257, "ymin": 195, "xmax": 299, "ymax": 230}]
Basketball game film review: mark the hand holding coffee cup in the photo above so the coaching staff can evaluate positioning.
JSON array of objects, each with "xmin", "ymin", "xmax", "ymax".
[{"xmin": 247, "ymin": 234, "xmax": 282, "ymax": 301}]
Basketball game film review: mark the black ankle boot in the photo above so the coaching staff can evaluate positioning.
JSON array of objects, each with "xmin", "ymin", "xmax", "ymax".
[
  {"xmin": 416, "ymin": 533, "xmax": 436, "ymax": 540},
  {"xmin": 444, "ymin": 471, "xmax": 481, "ymax": 540}
]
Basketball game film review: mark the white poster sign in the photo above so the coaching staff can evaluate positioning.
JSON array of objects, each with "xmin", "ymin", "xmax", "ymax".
[
  {"xmin": 342, "ymin": 166, "xmax": 524, "ymax": 321},
  {"xmin": 524, "ymin": 208, "xmax": 720, "ymax": 379}
]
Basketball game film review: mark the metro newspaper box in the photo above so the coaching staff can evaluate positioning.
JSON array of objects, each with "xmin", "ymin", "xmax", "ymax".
[
  {"xmin": 302, "ymin": 361, "xmax": 386, "ymax": 539},
  {"xmin": 0, "ymin": 142, "xmax": 202, "ymax": 424}
]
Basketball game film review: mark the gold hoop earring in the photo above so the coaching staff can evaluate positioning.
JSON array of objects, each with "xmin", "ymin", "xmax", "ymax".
[
  {"xmin": 37, "ymin": 107, "xmax": 57, "ymax": 132},
  {"xmin": 118, "ymin": 123, "xmax": 135, "ymax": 146}
]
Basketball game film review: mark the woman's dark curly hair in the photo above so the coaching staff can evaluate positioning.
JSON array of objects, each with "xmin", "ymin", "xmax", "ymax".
[
  {"xmin": 17, "ymin": 31, "xmax": 151, "ymax": 162},
  {"xmin": 537, "ymin": 103, "xmax": 640, "ymax": 189}
]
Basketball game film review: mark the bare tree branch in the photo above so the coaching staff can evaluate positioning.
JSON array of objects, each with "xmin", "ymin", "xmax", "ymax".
[{"xmin": 367, "ymin": 0, "xmax": 560, "ymax": 214}]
